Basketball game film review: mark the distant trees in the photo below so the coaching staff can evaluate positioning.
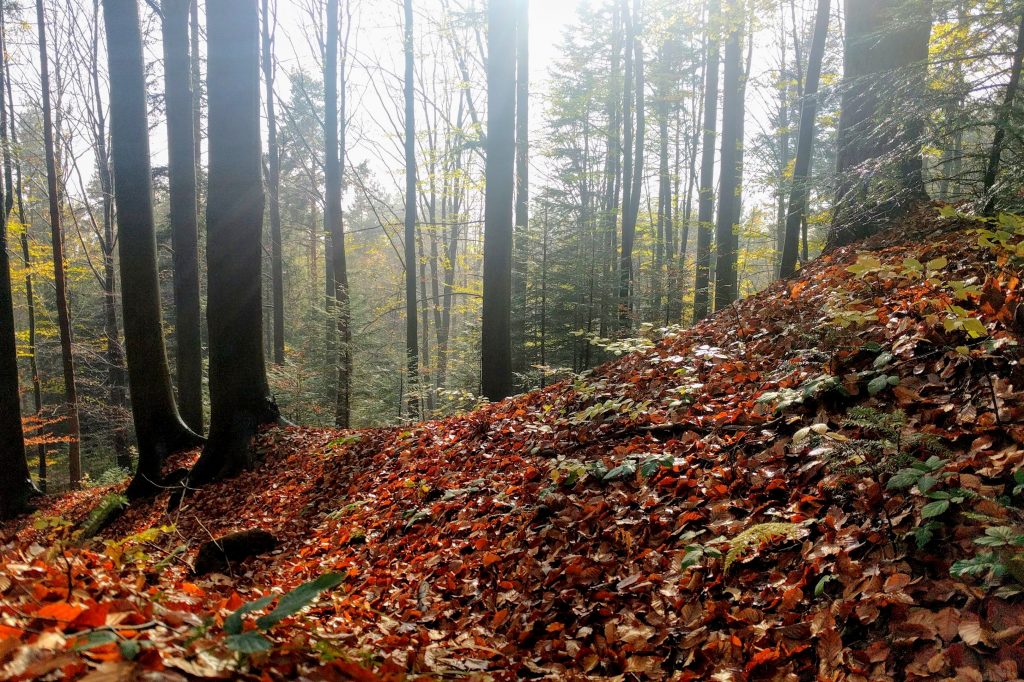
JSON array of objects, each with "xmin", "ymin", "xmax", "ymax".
[
  {"xmin": 36, "ymin": 0, "xmax": 82, "ymax": 487},
  {"xmin": 482, "ymin": 0, "xmax": 517, "ymax": 401},
  {"xmin": 191, "ymin": 0, "xmax": 277, "ymax": 484}
]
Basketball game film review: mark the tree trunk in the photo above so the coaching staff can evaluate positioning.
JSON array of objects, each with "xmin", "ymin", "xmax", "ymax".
[
  {"xmin": 190, "ymin": 0, "xmax": 277, "ymax": 484},
  {"xmin": 982, "ymin": 10, "xmax": 1024, "ymax": 214},
  {"xmin": 780, "ymin": 0, "xmax": 829, "ymax": 278},
  {"xmin": 262, "ymin": 0, "xmax": 285, "ymax": 365},
  {"xmin": 713, "ymin": 2, "xmax": 743, "ymax": 311},
  {"xmin": 692, "ymin": 0, "xmax": 720, "ymax": 321},
  {"xmin": 103, "ymin": 0, "xmax": 203, "ymax": 500},
  {"xmin": 162, "ymin": 0, "xmax": 204, "ymax": 433},
  {"xmin": 325, "ymin": 0, "xmax": 351, "ymax": 427},
  {"xmin": 0, "ymin": 6, "xmax": 32, "ymax": 517},
  {"xmin": 403, "ymin": 0, "xmax": 420, "ymax": 417},
  {"xmin": 36, "ymin": 0, "xmax": 82, "ymax": 488},
  {"xmin": 828, "ymin": 0, "xmax": 933, "ymax": 249},
  {"xmin": 621, "ymin": 7, "xmax": 644, "ymax": 329},
  {"xmin": 481, "ymin": 0, "xmax": 516, "ymax": 401},
  {"xmin": 511, "ymin": 0, "xmax": 528, "ymax": 382},
  {"xmin": 618, "ymin": 0, "xmax": 635, "ymax": 329}
]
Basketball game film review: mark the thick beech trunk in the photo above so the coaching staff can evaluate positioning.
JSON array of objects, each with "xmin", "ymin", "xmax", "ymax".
[
  {"xmin": 190, "ymin": 0, "xmax": 277, "ymax": 484},
  {"xmin": 692, "ymin": 0, "xmax": 720, "ymax": 321},
  {"xmin": 103, "ymin": 0, "xmax": 202, "ymax": 500},
  {"xmin": 404, "ymin": 0, "xmax": 420, "ymax": 415}
]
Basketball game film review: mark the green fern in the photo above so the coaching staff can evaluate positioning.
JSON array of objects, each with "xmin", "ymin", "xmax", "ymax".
[{"xmin": 725, "ymin": 522, "xmax": 802, "ymax": 572}]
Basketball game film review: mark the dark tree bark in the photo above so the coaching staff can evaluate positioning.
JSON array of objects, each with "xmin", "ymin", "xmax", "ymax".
[
  {"xmin": 780, "ymin": 0, "xmax": 829, "ymax": 278},
  {"xmin": 0, "ymin": 6, "xmax": 32, "ymax": 518},
  {"xmin": 37, "ymin": 0, "xmax": 82, "ymax": 487},
  {"xmin": 162, "ymin": 0, "xmax": 204, "ymax": 433},
  {"xmin": 621, "ymin": 2, "xmax": 644, "ymax": 329},
  {"xmin": 713, "ymin": 1, "xmax": 743, "ymax": 311},
  {"xmin": 618, "ymin": 0, "xmax": 635, "ymax": 328},
  {"xmin": 982, "ymin": 10, "xmax": 1024, "ymax": 214},
  {"xmin": 325, "ymin": 0, "xmax": 351, "ymax": 427},
  {"xmin": 511, "ymin": 0, "xmax": 528, "ymax": 381},
  {"xmin": 481, "ymin": 0, "xmax": 516, "ymax": 401},
  {"xmin": 692, "ymin": 0, "xmax": 720, "ymax": 322},
  {"xmin": 103, "ymin": 0, "xmax": 202, "ymax": 500},
  {"xmin": 190, "ymin": 0, "xmax": 277, "ymax": 484},
  {"xmin": 403, "ymin": 0, "xmax": 420, "ymax": 415},
  {"xmin": 828, "ymin": 0, "xmax": 932, "ymax": 249},
  {"xmin": 262, "ymin": 0, "xmax": 285, "ymax": 365}
]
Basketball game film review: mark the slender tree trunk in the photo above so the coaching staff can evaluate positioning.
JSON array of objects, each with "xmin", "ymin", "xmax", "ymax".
[
  {"xmin": 0, "ymin": 6, "xmax": 32, "ymax": 517},
  {"xmin": 325, "ymin": 0, "xmax": 349, "ymax": 427},
  {"xmin": 403, "ymin": 0, "xmax": 420, "ymax": 416},
  {"xmin": 262, "ymin": 0, "xmax": 285, "ymax": 365},
  {"xmin": 162, "ymin": 0, "xmax": 204, "ymax": 433},
  {"xmin": 780, "ymin": 0, "xmax": 829, "ymax": 278},
  {"xmin": 190, "ymin": 0, "xmax": 277, "ymax": 484},
  {"xmin": 693, "ymin": 0, "xmax": 720, "ymax": 321},
  {"xmin": 481, "ymin": 0, "xmax": 516, "ymax": 401},
  {"xmin": 511, "ymin": 0, "xmax": 528, "ymax": 382},
  {"xmin": 621, "ymin": 7, "xmax": 644, "ymax": 328},
  {"xmin": 618, "ymin": 0, "xmax": 635, "ymax": 328},
  {"xmin": 36, "ymin": 0, "xmax": 82, "ymax": 488},
  {"xmin": 774, "ymin": 4, "xmax": 791, "ymax": 276},
  {"xmin": 104, "ymin": 0, "xmax": 203, "ymax": 500},
  {"xmin": 982, "ymin": 10, "xmax": 1024, "ymax": 214},
  {"xmin": 713, "ymin": 2, "xmax": 743, "ymax": 311}
]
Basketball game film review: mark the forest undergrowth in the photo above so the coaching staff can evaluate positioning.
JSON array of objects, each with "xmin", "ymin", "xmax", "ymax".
[{"xmin": 4, "ymin": 207, "xmax": 1024, "ymax": 680}]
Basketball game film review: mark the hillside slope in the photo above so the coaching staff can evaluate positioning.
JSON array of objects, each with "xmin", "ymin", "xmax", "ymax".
[{"xmin": 4, "ymin": 209, "xmax": 1024, "ymax": 680}]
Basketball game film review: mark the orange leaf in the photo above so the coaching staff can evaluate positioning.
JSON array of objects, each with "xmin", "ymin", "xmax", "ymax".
[
  {"xmin": 482, "ymin": 552, "xmax": 501, "ymax": 567},
  {"xmin": 36, "ymin": 602, "xmax": 86, "ymax": 624},
  {"xmin": 72, "ymin": 603, "xmax": 110, "ymax": 629}
]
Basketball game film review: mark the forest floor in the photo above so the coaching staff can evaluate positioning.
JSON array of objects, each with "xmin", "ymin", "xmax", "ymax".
[{"xmin": 5, "ymin": 206, "xmax": 1024, "ymax": 680}]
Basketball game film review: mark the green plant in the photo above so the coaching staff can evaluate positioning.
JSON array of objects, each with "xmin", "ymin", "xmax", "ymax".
[
  {"xmin": 223, "ymin": 573, "xmax": 345, "ymax": 655},
  {"xmin": 724, "ymin": 522, "xmax": 803, "ymax": 572}
]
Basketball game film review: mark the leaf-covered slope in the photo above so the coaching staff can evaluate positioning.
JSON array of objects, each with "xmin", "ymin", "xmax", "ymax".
[{"xmin": 5, "ymin": 210, "xmax": 1024, "ymax": 680}]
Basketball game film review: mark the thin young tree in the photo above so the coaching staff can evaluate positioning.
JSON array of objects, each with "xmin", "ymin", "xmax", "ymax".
[
  {"xmin": 511, "ymin": 0, "xmax": 528, "ymax": 380},
  {"xmin": 190, "ymin": 0, "xmax": 278, "ymax": 484},
  {"xmin": 692, "ymin": 0, "xmax": 721, "ymax": 321},
  {"xmin": 403, "ymin": 0, "xmax": 420, "ymax": 415},
  {"xmin": 0, "ymin": 7, "xmax": 33, "ymax": 517},
  {"xmin": 713, "ymin": 0, "xmax": 743, "ymax": 311},
  {"xmin": 325, "ymin": 0, "xmax": 351, "ymax": 427},
  {"xmin": 780, "ymin": 0, "xmax": 829, "ymax": 278},
  {"xmin": 103, "ymin": 0, "xmax": 203, "ymax": 500},
  {"xmin": 262, "ymin": 0, "xmax": 285, "ymax": 365},
  {"xmin": 482, "ymin": 0, "xmax": 517, "ymax": 401},
  {"xmin": 162, "ymin": 0, "xmax": 204, "ymax": 432},
  {"xmin": 36, "ymin": 0, "xmax": 82, "ymax": 487}
]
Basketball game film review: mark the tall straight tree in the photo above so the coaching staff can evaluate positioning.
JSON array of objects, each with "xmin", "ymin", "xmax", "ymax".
[
  {"xmin": 620, "ymin": 0, "xmax": 644, "ymax": 328},
  {"xmin": 982, "ymin": 9, "xmax": 1024, "ymax": 214},
  {"xmin": 325, "ymin": 0, "xmax": 351, "ymax": 427},
  {"xmin": 828, "ymin": 0, "xmax": 933, "ymax": 248},
  {"xmin": 0, "ymin": 7, "xmax": 33, "ymax": 517},
  {"xmin": 403, "ymin": 0, "xmax": 419, "ymax": 415},
  {"xmin": 511, "ymin": 0, "xmax": 528, "ymax": 379},
  {"xmin": 713, "ymin": 0, "xmax": 743, "ymax": 311},
  {"xmin": 780, "ymin": 0, "xmax": 829, "ymax": 278},
  {"xmin": 190, "ymin": 0, "xmax": 277, "ymax": 484},
  {"xmin": 162, "ymin": 0, "xmax": 204, "ymax": 432},
  {"xmin": 103, "ymin": 0, "xmax": 202, "ymax": 500},
  {"xmin": 263, "ymin": 0, "xmax": 285, "ymax": 365},
  {"xmin": 482, "ymin": 0, "xmax": 516, "ymax": 401},
  {"xmin": 36, "ymin": 0, "xmax": 82, "ymax": 487},
  {"xmin": 692, "ymin": 0, "xmax": 721, "ymax": 321}
]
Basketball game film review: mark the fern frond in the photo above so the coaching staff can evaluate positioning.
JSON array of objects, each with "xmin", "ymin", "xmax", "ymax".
[{"xmin": 725, "ymin": 522, "xmax": 802, "ymax": 572}]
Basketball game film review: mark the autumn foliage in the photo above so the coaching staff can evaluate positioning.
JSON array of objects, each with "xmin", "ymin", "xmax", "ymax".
[{"xmin": 4, "ymin": 210, "xmax": 1024, "ymax": 679}]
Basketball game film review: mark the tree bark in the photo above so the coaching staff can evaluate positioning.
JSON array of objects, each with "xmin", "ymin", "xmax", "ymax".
[
  {"xmin": 403, "ymin": 0, "xmax": 420, "ymax": 416},
  {"xmin": 0, "ymin": 5, "xmax": 32, "ymax": 517},
  {"xmin": 103, "ymin": 0, "xmax": 203, "ymax": 500},
  {"xmin": 190, "ymin": 0, "xmax": 277, "ymax": 484},
  {"xmin": 262, "ymin": 0, "xmax": 285, "ymax": 365},
  {"xmin": 511, "ymin": 0, "xmax": 528, "ymax": 382},
  {"xmin": 713, "ymin": 1, "xmax": 743, "ymax": 311},
  {"xmin": 481, "ymin": 0, "xmax": 516, "ymax": 401},
  {"xmin": 780, "ymin": 0, "xmax": 829, "ymax": 278},
  {"xmin": 162, "ymin": 0, "xmax": 204, "ymax": 433},
  {"xmin": 36, "ymin": 0, "xmax": 82, "ymax": 488},
  {"xmin": 692, "ymin": 0, "xmax": 720, "ymax": 321}
]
